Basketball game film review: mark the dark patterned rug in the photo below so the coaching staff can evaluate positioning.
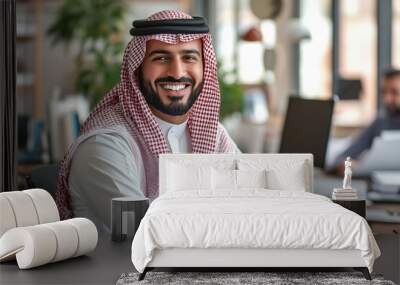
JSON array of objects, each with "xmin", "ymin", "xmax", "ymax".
[{"xmin": 116, "ymin": 271, "xmax": 396, "ymax": 285}]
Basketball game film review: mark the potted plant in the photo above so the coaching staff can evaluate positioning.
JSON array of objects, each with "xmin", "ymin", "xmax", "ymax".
[
  {"xmin": 47, "ymin": 0, "xmax": 127, "ymax": 108},
  {"xmin": 217, "ymin": 62, "xmax": 244, "ymax": 120}
]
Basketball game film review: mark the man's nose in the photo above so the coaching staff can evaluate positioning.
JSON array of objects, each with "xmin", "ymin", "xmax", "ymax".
[
  {"xmin": 383, "ymin": 94, "xmax": 395, "ymax": 104},
  {"xmin": 167, "ymin": 58, "xmax": 186, "ymax": 79}
]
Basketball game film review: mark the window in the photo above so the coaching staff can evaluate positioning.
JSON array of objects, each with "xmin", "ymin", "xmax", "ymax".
[
  {"xmin": 215, "ymin": 0, "xmax": 276, "ymax": 84},
  {"xmin": 393, "ymin": 0, "xmax": 400, "ymax": 68},
  {"xmin": 299, "ymin": 0, "xmax": 332, "ymax": 98},
  {"xmin": 215, "ymin": 0, "xmax": 237, "ymax": 78},
  {"xmin": 336, "ymin": 0, "xmax": 377, "ymax": 126}
]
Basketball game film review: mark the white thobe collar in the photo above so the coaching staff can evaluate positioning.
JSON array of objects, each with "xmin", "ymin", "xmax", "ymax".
[{"xmin": 154, "ymin": 116, "xmax": 191, "ymax": 153}]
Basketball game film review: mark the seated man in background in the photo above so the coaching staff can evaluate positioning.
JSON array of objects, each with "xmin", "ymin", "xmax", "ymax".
[
  {"xmin": 55, "ymin": 10, "xmax": 239, "ymax": 228},
  {"xmin": 333, "ymin": 68, "xmax": 400, "ymax": 173}
]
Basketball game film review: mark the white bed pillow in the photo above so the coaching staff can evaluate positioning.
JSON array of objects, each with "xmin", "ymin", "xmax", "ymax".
[
  {"xmin": 267, "ymin": 162, "xmax": 307, "ymax": 191},
  {"xmin": 236, "ymin": 169, "xmax": 267, "ymax": 189},
  {"xmin": 266, "ymin": 167, "xmax": 306, "ymax": 191},
  {"xmin": 212, "ymin": 168, "xmax": 236, "ymax": 190},
  {"xmin": 165, "ymin": 157, "xmax": 235, "ymax": 171},
  {"xmin": 237, "ymin": 159, "xmax": 307, "ymax": 191},
  {"xmin": 211, "ymin": 169, "xmax": 268, "ymax": 190},
  {"xmin": 167, "ymin": 163, "xmax": 212, "ymax": 191}
]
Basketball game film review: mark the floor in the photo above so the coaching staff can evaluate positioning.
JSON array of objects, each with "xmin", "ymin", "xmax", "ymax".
[
  {"xmin": 373, "ymin": 234, "xmax": 400, "ymax": 284},
  {"xmin": 0, "ymin": 232, "xmax": 133, "ymax": 285}
]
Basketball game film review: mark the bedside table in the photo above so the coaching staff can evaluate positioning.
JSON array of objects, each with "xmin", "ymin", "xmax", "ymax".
[{"xmin": 332, "ymin": 199, "xmax": 366, "ymax": 218}]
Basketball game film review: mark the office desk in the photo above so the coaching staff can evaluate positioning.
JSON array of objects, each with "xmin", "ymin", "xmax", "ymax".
[{"xmin": 0, "ymin": 231, "xmax": 133, "ymax": 285}]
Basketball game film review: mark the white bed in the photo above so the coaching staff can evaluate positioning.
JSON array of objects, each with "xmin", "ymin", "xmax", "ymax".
[{"xmin": 131, "ymin": 154, "xmax": 380, "ymax": 280}]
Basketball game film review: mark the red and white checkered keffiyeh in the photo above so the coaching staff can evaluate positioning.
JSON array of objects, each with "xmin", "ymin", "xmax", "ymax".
[{"xmin": 55, "ymin": 10, "xmax": 237, "ymax": 219}]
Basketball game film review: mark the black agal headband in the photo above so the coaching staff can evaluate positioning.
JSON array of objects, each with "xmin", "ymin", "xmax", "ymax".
[{"xmin": 130, "ymin": 16, "xmax": 209, "ymax": 36}]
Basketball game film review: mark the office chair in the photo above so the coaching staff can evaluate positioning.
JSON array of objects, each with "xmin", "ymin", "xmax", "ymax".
[
  {"xmin": 279, "ymin": 96, "xmax": 336, "ymax": 169},
  {"xmin": 26, "ymin": 164, "xmax": 59, "ymax": 197}
]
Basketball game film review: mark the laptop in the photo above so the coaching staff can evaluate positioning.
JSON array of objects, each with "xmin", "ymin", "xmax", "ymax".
[{"xmin": 354, "ymin": 135, "xmax": 400, "ymax": 176}]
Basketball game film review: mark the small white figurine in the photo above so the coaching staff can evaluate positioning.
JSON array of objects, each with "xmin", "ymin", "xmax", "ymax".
[{"xmin": 342, "ymin": 157, "xmax": 352, "ymax": 190}]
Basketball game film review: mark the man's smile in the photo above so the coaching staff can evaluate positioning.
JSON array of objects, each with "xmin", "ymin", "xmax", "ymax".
[{"xmin": 157, "ymin": 82, "xmax": 192, "ymax": 97}]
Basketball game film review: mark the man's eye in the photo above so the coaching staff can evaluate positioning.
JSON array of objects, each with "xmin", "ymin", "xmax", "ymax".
[
  {"xmin": 153, "ymin": 56, "xmax": 169, "ymax": 62},
  {"xmin": 183, "ymin": 55, "xmax": 198, "ymax": 61}
]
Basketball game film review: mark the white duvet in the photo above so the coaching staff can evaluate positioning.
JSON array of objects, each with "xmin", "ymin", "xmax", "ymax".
[{"xmin": 131, "ymin": 190, "xmax": 380, "ymax": 273}]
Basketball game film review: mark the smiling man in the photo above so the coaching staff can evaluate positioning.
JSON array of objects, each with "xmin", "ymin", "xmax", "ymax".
[
  {"xmin": 55, "ymin": 10, "xmax": 239, "ymax": 227},
  {"xmin": 140, "ymin": 40, "xmax": 204, "ymax": 126}
]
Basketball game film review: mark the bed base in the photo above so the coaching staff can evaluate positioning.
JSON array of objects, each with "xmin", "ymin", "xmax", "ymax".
[
  {"xmin": 137, "ymin": 248, "xmax": 372, "ymax": 281},
  {"xmin": 138, "ymin": 267, "xmax": 371, "ymax": 281}
]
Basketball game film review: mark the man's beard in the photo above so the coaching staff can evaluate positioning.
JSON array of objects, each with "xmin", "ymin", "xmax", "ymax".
[
  {"xmin": 138, "ymin": 73, "xmax": 204, "ymax": 116},
  {"xmin": 385, "ymin": 105, "xmax": 400, "ymax": 116}
]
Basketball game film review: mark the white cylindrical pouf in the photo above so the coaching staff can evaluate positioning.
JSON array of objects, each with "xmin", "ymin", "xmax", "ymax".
[
  {"xmin": 0, "ymin": 226, "xmax": 57, "ymax": 269},
  {"xmin": 42, "ymin": 221, "xmax": 79, "ymax": 262},
  {"xmin": 24, "ymin": 189, "xmax": 60, "ymax": 223},
  {"xmin": 66, "ymin": 218, "xmax": 98, "ymax": 257},
  {"xmin": 0, "ymin": 218, "xmax": 98, "ymax": 269},
  {"xmin": 0, "ymin": 196, "xmax": 17, "ymax": 237},
  {"xmin": 1, "ymin": 192, "xmax": 39, "ymax": 227}
]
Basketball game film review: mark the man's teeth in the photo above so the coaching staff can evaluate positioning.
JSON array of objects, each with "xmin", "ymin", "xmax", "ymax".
[{"xmin": 161, "ymin": 84, "xmax": 187, "ymax": 91}]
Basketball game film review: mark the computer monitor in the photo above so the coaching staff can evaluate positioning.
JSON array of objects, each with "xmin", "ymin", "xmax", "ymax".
[
  {"xmin": 336, "ymin": 78, "xmax": 362, "ymax": 100},
  {"xmin": 279, "ymin": 96, "xmax": 335, "ymax": 169}
]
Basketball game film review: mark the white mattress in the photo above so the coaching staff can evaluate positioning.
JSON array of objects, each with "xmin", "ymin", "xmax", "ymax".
[{"xmin": 131, "ymin": 190, "xmax": 380, "ymax": 273}]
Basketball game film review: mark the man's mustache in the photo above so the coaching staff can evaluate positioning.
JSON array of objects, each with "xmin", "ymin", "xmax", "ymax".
[{"xmin": 155, "ymin": 76, "xmax": 194, "ymax": 85}]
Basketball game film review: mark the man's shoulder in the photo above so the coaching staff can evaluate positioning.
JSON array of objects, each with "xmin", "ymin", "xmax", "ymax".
[
  {"xmin": 75, "ymin": 128, "xmax": 139, "ymax": 158},
  {"xmin": 367, "ymin": 114, "xmax": 388, "ymax": 131},
  {"xmin": 69, "ymin": 130, "xmax": 143, "ymax": 179},
  {"xmin": 215, "ymin": 122, "xmax": 241, "ymax": 153},
  {"xmin": 216, "ymin": 122, "xmax": 227, "ymax": 133}
]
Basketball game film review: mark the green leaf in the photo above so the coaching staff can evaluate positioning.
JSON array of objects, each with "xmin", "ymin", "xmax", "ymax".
[{"xmin": 47, "ymin": 0, "xmax": 126, "ymax": 109}]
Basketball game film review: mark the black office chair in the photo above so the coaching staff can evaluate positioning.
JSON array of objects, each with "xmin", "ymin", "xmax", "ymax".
[
  {"xmin": 26, "ymin": 164, "xmax": 59, "ymax": 197},
  {"xmin": 279, "ymin": 96, "xmax": 335, "ymax": 169}
]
